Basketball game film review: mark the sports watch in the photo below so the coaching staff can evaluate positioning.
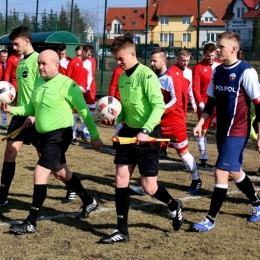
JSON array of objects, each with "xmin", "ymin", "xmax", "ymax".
[{"xmin": 141, "ymin": 128, "xmax": 150, "ymax": 135}]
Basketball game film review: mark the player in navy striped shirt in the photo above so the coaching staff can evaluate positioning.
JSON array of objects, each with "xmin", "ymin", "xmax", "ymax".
[{"xmin": 192, "ymin": 31, "xmax": 260, "ymax": 232}]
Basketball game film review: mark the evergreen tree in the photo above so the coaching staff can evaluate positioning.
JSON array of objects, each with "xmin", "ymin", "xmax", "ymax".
[
  {"xmin": 7, "ymin": 9, "xmax": 19, "ymax": 33},
  {"xmin": 57, "ymin": 6, "xmax": 70, "ymax": 31},
  {"xmin": 47, "ymin": 9, "xmax": 57, "ymax": 31},
  {"xmin": 0, "ymin": 13, "xmax": 5, "ymax": 35},
  {"xmin": 72, "ymin": 4, "xmax": 86, "ymax": 42},
  {"xmin": 252, "ymin": 16, "xmax": 260, "ymax": 51},
  {"xmin": 40, "ymin": 10, "xmax": 49, "ymax": 32},
  {"xmin": 21, "ymin": 14, "xmax": 33, "ymax": 31}
]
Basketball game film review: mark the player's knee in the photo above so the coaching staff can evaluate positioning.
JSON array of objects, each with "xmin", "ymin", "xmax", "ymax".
[
  {"xmin": 142, "ymin": 186, "xmax": 157, "ymax": 196},
  {"xmin": 4, "ymin": 146, "xmax": 18, "ymax": 161}
]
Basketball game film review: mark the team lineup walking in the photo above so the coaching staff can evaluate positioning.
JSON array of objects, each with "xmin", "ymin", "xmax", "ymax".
[{"xmin": 0, "ymin": 23, "xmax": 260, "ymax": 253}]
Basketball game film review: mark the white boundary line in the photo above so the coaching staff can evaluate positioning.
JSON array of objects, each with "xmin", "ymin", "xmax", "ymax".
[{"xmin": 1, "ymin": 184, "xmax": 260, "ymax": 227}]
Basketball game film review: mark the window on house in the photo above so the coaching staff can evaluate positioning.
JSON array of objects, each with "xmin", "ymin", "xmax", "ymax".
[
  {"xmin": 169, "ymin": 33, "xmax": 174, "ymax": 43},
  {"xmin": 183, "ymin": 33, "xmax": 191, "ymax": 42},
  {"xmin": 160, "ymin": 33, "xmax": 168, "ymax": 42},
  {"xmin": 134, "ymin": 9, "xmax": 138, "ymax": 14},
  {"xmin": 234, "ymin": 30, "xmax": 241, "ymax": 36},
  {"xmin": 132, "ymin": 20, "xmax": 136, "ymax": 25},
  {"xmin": 207, "ymin": 33, "xmax": 217, "ymax": 42},
  {"xmin": 133, "ymin": 35, "xmax": 140, "ymax": 43},
  {"xmin": 182, "ymin": 16, "xmax": 191, "ymax": 25},
  {"xmin": 160, "ymin": 16, "xmax": 169, "ymax": 25},
  {"xmin": 205, "ymin": 17, "xmax": 213, "ymax": 23},
  {"xmin": 114, "ymin": 24, "xmax": 120, "ymax": 34},
  {"xmin": 237, "ymin": 7, "xmax": 245, "ymax": 18}
]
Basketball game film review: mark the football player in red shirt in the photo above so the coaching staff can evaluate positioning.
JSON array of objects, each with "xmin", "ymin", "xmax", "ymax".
[
  {"xmin": 151, "ymin": 48, "xmax": 202, "ymax": 194},
  {"xmin": 192, "ymin": 43, "xmax": 221, "ymax": 167},
  {"xmin": 56, "ymin": 43, "xmax": 71, "ymax": 75}
]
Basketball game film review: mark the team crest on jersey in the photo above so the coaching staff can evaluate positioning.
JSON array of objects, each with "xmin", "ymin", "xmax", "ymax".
[
  {"xmin": 76, "ymin": 63, "xmax": 79, "ymax": 66},
  {"xmin": 204, "ymin": 68, "xmax": 207, "ymax": 72},
  {"xmin": 176, "ymin": 72, "xmax": 179, "ymax": 75},
  {"xmin": 229, "ymin": 73, "xmax": 236, "ymax": 81},
  {"xmin": 147, "ymin": 74, "xmax": 152, "ymax": 79}
]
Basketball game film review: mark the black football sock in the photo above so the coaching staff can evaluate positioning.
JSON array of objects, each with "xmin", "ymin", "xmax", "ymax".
[
  {"xmin": 208, "ymin": 187, "xmax": 227, "ymax": 221},
  {"xmin": 1, "ymin": 161, "xmax": 16, "ymax": 201},
  {"xmin": 152, "ymin": 186, "xmax": 178, "ymax": 212},
  {"xmin": 235, "ymin": 174, "xmax": 260, "ymax": 206},
  {"xmin": 115, "ymin": 187, "xmax": 130, "ymax": 235},
  {"xmin": 64, "ymin": 174, "xmax": 93, "ymax": 205},
  {"xmin": 29, "ymin": 184, "xmax": 47, "ymax": 225}
]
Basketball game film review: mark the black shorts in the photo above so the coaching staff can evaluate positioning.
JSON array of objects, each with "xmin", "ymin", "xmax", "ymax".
[
  {"xmin": 7, "ymin": 115, "xmax": 40, "ymax": 148},
  {"xmin": 37, "ymin": 127, "xmax": 72, "ymax": 172},
  {"xmin": 114, "ymin": 124, "xmax": 161, "ymax": 177}
]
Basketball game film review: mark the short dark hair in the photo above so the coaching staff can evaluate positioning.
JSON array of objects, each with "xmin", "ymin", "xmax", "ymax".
[
  {"xmin": 83, "ymin": 45, "xmax": 93, "ymax": 52},
  {"xmin": 75, "ymin": 44, "xmax": 83, "ymax": 52},
  {"xmin": 203, "ymin": 43, "xmax": 216, "ymax": 53},
  {"xmin": 9, "ymin": 25, "xmax": 31, "ymax": 42},
  {"xmin": 85, "ymin": 44, "xmax": 95, "ymax": 54},
  {"xmin": 110, "ymin": 36, "xmax": 135, "ymax": 53},
  {"xmin": 150, "ymin": 48, "xmax": 167, "ymax": 57},
  {"xmin": 56, "ymin": 43, "xmax": 66, "ymax": 52},
  {"xmin": 0, "ymin": 49, "xmax": 8, "ymax": 55}
]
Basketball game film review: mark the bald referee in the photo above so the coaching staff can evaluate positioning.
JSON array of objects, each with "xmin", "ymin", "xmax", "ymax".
[{"xmin": 0, "ymin": 49, "xmax": 103, "ymax": 235}]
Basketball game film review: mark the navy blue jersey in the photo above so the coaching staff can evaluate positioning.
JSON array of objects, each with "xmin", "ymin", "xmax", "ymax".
[{"xmin": 207, "ymin": 61, "xmax": 260, "ymax": 138}]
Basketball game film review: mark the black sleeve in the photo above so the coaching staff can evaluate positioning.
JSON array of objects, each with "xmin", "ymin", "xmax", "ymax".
[
  {"xmin": 254, "ymin": 103, "xmax": 260, "ymax": 125},
  {"xmin": 203, "ymin": 96, "xmax": 215, "ymax": 116}
]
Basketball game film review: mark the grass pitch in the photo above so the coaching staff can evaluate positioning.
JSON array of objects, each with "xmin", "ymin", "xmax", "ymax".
[{"xmin": 0, "ymin": 112, "xmax": 259, "ymax": 260}]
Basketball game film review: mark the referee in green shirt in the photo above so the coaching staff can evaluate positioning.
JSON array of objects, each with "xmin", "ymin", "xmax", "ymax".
[
  {"xmin": 99, "ymin": 36, "xmax": 183, "ymax": 244},
  {"xmin": 1, "ymin": 50, "xmax": 103, "ymax": 235}
]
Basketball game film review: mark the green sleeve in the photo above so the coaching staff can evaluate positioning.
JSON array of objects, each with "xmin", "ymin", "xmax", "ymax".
[
  {"xmin": 142, "ymin": 71, "xmax": 165, "ymax": 132},
  {"xmin": 116, "ymin": 109, "xmax": 126, "ymax": 125},
  {"xmin": 60, "ymin": 82, "xmax": 100, "ymax": 140},
  {"xmin": 10, "ymin": 103, "xmax": 35, "ymax": 116}
]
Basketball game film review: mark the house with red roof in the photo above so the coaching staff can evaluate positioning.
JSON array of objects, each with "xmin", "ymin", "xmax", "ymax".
[
  {"xmin": 105, "ymin": 0, "xmax": 230, "ymax": 48},
  {"xmin": 222, "ymin": 0, "xmax": 260, "ymax": 48},
  {"xmin": 105, "ymin": 4, "xmax": 158, "ymax": 44}
]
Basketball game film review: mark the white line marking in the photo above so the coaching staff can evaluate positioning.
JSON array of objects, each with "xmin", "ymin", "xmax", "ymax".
[{"xmin": 1, "ymin": 185, "xmax": 260, "ymax": 227}]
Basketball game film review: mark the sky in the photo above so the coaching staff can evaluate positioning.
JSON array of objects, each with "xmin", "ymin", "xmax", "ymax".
[{"xmin": 0, "ymin": 0, "xmax": 147, "ymax": 33}]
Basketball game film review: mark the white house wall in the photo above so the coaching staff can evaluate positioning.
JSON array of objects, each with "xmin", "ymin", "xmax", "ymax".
[
  {"xmin": 199, "ymin": 27, "xmax": 226, "ymax": 47},
  {"xmin": 225, "ymin": 0, "xmax": 252, "ymax": 47}
]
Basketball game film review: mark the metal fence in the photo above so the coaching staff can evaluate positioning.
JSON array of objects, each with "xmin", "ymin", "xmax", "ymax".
[{"xmin": 1, "ymin": 8, "xmax": 260, "ymax": 97}]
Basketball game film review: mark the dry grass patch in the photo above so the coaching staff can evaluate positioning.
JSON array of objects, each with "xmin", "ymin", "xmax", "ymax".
[{"xmin": 0, "ymin": 112, "xmax": 259, "ymax": 260}]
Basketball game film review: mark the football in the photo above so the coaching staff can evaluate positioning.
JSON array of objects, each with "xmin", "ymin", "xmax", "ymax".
[
  {"xmin": 0, "ymin": 81, "xmax": 16, "ymax": 104},
  {"xmin": 96, "ymin": 96, "xmax": 122, "ymax": 120}
]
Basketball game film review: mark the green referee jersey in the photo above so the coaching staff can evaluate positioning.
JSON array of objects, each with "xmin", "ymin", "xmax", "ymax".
[
  {"xmin": 16, "ymin": 52, "xmax": 40, "ymax": 106},
  {"xmin": 116, "ymin": 63, "xmax": 165, "ymax": 132},
  {"xmin": 10, "ymin": 73, "xmax": 99, "ymax": 140}
]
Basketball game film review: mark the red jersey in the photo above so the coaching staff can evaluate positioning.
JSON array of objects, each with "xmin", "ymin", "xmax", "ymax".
[
  {"xmin": 171, "ymin": 64, "xmax": 196, "ymax": 112},
  {"xmin": 89, "ymin": 56, "xmax": 97, "ymax": 100},
  {"xmin": 67, "ymin": 57, "xmax": 87, "ymax": 88},
  {"xmin": 160, "ymin": 67, "xmax": 185, "ymax": 126},
  {"xmin": 58, "ymin": 55, "xmax": 71, "ymax": 75},
  {"xmin": 0, "ymin": 62, "xmax": 7, "ymax": 81},
  {"xmin": 4, "ymin": 54, "xmax": 22, "ymax": 91},
  {"xmin": 192, "ymin": 59, "xmax": 222, "ymax": 105},
  {"xmin": 109, "ymin": 67, "xmax": 124, "ymax": 101}
]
